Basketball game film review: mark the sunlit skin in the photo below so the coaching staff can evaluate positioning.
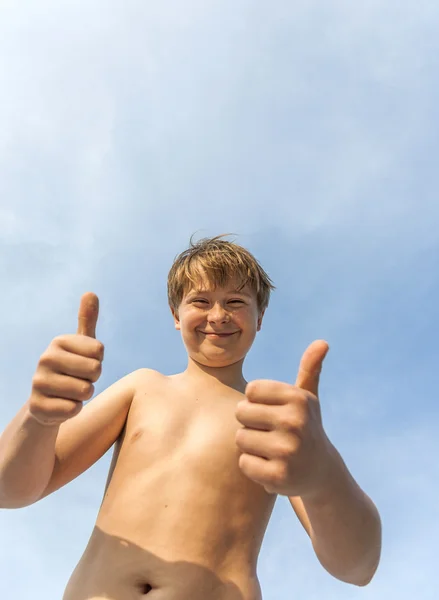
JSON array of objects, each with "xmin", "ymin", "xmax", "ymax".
[
  {"xmin": 171, "ymin": 277, "xmax": 265, "ymax": 390},
  {"xmin": 1, "ymin": 280, "xmax": 380, "ymax": 599}
]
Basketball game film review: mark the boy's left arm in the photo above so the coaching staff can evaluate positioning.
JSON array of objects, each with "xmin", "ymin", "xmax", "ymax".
[
  {"xmin": 288, "ymin": 446, "xmax": 381, "ymax": 586},
  {"xmin": 235, "ymin": 340, "xmax": 382, "ymax": 587}
]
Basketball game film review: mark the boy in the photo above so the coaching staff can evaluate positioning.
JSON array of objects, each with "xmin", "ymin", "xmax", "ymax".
[{"xmin": 0, "ymin": 235, "xmax": 381, "ymax": 599}]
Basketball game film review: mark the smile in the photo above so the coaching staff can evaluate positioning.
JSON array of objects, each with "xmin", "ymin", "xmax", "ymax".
[{"xmin": 199, "ymin": 332, "xmax": 238, "ymax": 338}]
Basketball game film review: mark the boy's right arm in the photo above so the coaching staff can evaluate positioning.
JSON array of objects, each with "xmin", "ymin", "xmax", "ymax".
[
  {"xmin": 0, "ymin": 372, "xmax": 138, "ymax": 508},
  {"xmin": 0, "ymin": 293, "xmax": 141, "ymax": 509}
]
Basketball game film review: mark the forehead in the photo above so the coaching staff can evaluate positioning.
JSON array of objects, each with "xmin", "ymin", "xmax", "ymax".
[{"xmin": 184, "ymin": 276, "xmax": 255, "ymax": 297}]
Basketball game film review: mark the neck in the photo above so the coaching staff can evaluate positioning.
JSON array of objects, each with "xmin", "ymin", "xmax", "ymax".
[{"xmin": 182, "ymin": 356, "xmax": 247, "ymax": 393}]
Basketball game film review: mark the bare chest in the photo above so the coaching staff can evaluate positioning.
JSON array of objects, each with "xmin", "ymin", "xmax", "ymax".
[
  {"xmin": 99, "ymin": 382, "xmax": 273, "ymax": 534},
  {"xmin": 124, "ymin": 389, "xmax": 242, "ymax": 472}
]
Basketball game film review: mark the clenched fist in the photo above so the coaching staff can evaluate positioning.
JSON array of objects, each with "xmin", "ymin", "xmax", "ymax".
[
  {"xmin": 28, "ymin": 293, "xmax": 104, "ymax": 426},
  {"xmin": 235, "ymin": 340, "xmax": 331, "ymax": 498}
]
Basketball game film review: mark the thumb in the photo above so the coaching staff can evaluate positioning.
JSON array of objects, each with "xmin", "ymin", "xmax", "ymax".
[
  {"xmin": 295, "ymin": 339, "xmax": 329, "ymax": 397},
  {"xmin": 77, "ymin": 292, "xmax": 99, "ymax": 338}
]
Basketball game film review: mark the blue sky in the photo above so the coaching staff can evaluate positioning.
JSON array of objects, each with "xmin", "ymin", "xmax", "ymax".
[{"xmin": 1, "ymin": 1, "xmax": 439, "ymax": 598}]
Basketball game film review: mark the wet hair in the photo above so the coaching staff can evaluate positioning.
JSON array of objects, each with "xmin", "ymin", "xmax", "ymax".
[{"xmin": 167, "ymin": 233, "xmax": 275, "ymax": 314}]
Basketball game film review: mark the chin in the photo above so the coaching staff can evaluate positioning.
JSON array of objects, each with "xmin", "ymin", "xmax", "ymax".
[{"xmin": 197, "ymin": 353, "xmax": 246, "ymax": 368}]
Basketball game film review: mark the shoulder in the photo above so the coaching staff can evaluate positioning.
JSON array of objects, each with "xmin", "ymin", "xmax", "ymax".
[
  {"xmin": 130, "ymin": 368, "xmax": 168, "ymax": 393},
  {"xmin": 99, "ymin": 369, "xmax": 164, "ymax": 404},
  {"xmin": 132, "ymin": 368, "xmax": 166, "ymax": 381}
]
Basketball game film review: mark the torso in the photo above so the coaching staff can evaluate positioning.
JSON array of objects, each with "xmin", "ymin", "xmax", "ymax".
[{"xmin": 63, "ymin": 370, "xmax": 276, "ymax": 600}]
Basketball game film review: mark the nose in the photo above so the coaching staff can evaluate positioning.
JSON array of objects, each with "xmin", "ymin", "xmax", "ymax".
[{"xmin": 207, "ymin": 302, "xmax": 230, "ymax": 324}]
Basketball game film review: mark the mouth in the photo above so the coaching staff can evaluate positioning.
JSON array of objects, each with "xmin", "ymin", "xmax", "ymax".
[{"xmin": 199, "ymin": 331, "xmax": 238, "ymax": 338}]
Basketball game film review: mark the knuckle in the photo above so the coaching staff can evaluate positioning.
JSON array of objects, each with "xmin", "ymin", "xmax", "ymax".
[
  {"xmin": 29, "ymin": 394, "xmax": 43, "ymax": 412},
  {"xmin": 32, "ymin": 371, "xmax": 48, "ymax": 391},
  {"xmin": 51, "ymin": 335, "xmax": 66, "ymax": 347},
  {"xmin": 38, "ymin": 352, "xmax": 50, "ymax": 367},
  {"xmin": 276, "ymin": 442, "xmax": 293, "ymax": 459},
  {"xmin": 90, "ymin": 359, "xmax": 102, "ymax": 378},
  {"xmin": 94, "ymin": 341, "xmax": 104, "ymax": 359},
  {"xmin": 39, "ymin": 349, "xmax": 59, "ymax": 369},
  {"xmin": 80, "ymin": 381, "xmax": 94, "ymax": 400},
  {"xmin": 30, "ymin": 396, "xmax": 51, "ymax": 416},
  {"xmin": 277, "ymin": 411, "xmax": 295, "ymax": 430},
  {"xmin": 65, "ymin": 402, "xmax": 82, "ymax": 419}
]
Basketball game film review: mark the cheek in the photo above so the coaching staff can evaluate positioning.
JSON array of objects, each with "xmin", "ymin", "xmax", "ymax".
[
  {"xmin": 241, "ymin": 309, "xmax": 260, "ymax": 327},
  {"xmin": 180, "ymin": 311, "xmax": 203, "ymax": 332},
  {"xmin": 235, "ymin": 315, "xmax": 259, "ymax": 340}
]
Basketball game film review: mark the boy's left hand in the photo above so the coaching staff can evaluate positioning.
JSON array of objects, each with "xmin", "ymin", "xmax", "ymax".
[{"xmin": 235, "ymin": 340, "xmax": 332, "ymax": 497}]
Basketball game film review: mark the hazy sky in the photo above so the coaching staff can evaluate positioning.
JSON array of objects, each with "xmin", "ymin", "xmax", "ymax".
[{"xmin": 1, "ymin": 1, "xmax": 439, "ymax": 599}]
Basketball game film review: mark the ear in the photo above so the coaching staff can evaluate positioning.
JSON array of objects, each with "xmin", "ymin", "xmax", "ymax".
[
  {"xmin": 171, "ymin": 307, "xmax": 181, "ymax": 330},
  {"xmin": 257, "ymin": 309, "xmax": 265, "ymax": 331}
]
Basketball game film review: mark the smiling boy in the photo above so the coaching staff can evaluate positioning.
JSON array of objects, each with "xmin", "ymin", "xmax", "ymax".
[{"xmin": 0, "ymin": 235, "xmax": 381, "ymax": 599}]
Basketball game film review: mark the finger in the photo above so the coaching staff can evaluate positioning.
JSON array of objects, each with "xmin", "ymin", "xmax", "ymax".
[
  {"xmin": 238, "ymin": 452, "xmax": 276, "ymax": 487},
  {"xmin": 29, "ymin": 398, "xmax": 83, "ymax": 425},
  {"xmin": 236, "ymin": 427, "xmax": 294, "ymax": 460},
  {"xmin": 77, "ymin": 292, "xmax": 99, "ymax": 338},
  {"xmin": 236, "ymin": 428, "xmax": 271, "ymax": 459},
  {"xmin": 295, "ymin": 339, "xmax": 329, "ymax": 396},
  {"xmin": 45, "ymin": 349, "xmax": 102, "ymax": 382},
  {"xmin": 245, "ymin": 380, "xmax": 293, "ymax": 405},
  {"xmin": 35, "ymin": 372, "xmax": 95, "ymax": 402},
  {"xmin": 236, "ymin": 400, "xmax": 275, "ymax": 430},
  {"xmin": 55, "ymin": 334, "xmax": 104, "ymax": 361}
]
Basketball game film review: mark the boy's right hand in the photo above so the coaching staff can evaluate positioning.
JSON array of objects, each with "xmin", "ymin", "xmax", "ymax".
[{"xmin": 28, "ymin": 293, "xmax": 104, "ymax": 427}]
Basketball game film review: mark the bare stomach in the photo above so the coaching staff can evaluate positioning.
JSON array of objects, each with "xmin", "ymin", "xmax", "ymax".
[
  {"xmin": 61, "ymin": 373, "xmax": 277, "ymax": 600},
  {"xmin": 63, "ymin": 526, "xmax": 263, "ymax": 600}
]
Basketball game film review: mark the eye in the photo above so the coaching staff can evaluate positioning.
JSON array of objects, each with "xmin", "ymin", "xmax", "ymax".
[
  {"xmin": 229, "ymin": 299, "xmax": 244, "ymax": 304},
  {"xmin": 193, "ymin": 299, "xmax": 208, "ymax": 304}
]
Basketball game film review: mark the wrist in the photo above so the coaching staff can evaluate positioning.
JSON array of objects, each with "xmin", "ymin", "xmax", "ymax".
[{"xmin": 303, "ymin": 440, "xmax": 351, "ymax": 507}]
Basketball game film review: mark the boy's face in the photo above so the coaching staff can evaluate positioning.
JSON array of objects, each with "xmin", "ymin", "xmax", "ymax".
[{"xmin": 172, "ymin": 274, "xmax": 264, "ymax": 368}]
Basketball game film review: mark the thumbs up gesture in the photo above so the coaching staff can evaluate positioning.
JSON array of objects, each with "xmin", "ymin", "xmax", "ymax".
[
  {"xmin": 28, "ymin": 293, "xmax": 105, "ymax": 427},
  {"xmin": 235, "ymin": 340, "xmax": 332, "ymax": 497}
]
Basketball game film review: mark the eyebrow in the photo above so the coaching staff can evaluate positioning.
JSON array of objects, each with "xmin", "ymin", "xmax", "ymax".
[{"xmin": 187, "ymin": 289, "xmax": 252, "ymax": 297}]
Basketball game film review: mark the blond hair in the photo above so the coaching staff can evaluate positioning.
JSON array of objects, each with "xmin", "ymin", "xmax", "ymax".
[{"xmin": 167, "ymin": 234, "xmax": 275, "ymax": 314}]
